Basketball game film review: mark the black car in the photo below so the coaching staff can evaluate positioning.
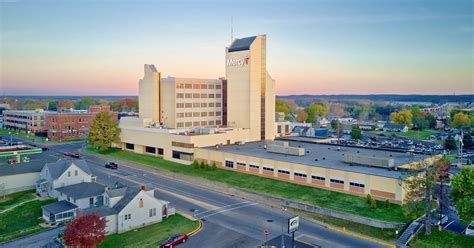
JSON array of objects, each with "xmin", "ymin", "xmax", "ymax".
[
  {"xmin": 105, "ymin": 162, "xmax": 118, "ymax": 169},
  {"xmin": 41, "ymin": 147, "xmax": 50, "ymax": 151}
]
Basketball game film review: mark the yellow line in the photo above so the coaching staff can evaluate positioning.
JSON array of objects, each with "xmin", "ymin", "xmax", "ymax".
[
  {"xmin": 326, "ymin": 226, "xmax": 396, "ymax": 248},
  {"xmin": 186, "ymin": 219, "xmax": 204, "ymax": 236}
]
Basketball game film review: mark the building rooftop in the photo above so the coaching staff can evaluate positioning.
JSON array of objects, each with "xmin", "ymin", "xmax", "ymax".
[
  {"xmin": 56, "ymin": 182, "xmax": 106, "ymax": 199},
  {"xmin": 3, "ymin": 109, "xmax": 55, "ymax": 114},
  {"xmin": 203, "ymin": 140, "xmax": 429, "ymax": 179},
  {"xmin": 0, "ymin": 161, "xmax": 44, "ymax": 176},
  {"xmin": 228, "ymin": 36, "xmax": 257, "ymax": 52},
  {"xmin": 42, "ymin": 200, "xmax": 78, "ymax": 215},
  {"xmin": 44, "ymin": 159, "xmax": 92, "ymax": 179}
]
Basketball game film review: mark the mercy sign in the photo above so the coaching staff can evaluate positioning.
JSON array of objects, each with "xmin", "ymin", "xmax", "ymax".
[{"xmin": 226, "ymin": 57, "xmax": 249, "ymax": 66}]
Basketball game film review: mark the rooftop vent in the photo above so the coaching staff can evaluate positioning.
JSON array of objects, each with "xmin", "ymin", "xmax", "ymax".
[
  {"xmin": 344, "ymin": 153, "xmax": 395, "ymax": 169},
  {"xmin": 266, "ymin": 141, "xmax": 305, "ymax": 156}
]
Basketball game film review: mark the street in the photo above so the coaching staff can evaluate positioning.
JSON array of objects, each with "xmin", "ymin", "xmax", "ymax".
[{"xmin": 2, "ymin": 137, "xmax": 389, "ymax": 248}]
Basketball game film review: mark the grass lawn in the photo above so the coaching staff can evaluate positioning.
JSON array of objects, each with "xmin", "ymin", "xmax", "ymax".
[
  {"xmin": 88, "ymin": 147, "xmax": 411, "ymax": 223},
  {"xmin": 98, "ymin": 214, "xmax": 198, "ymax": 248},
  {"xmin": 0, "ymin": 128, "xmax": 46, "ymax": 143},
  {"xmin": 0, "ymin": 190, "xmax": 35, "ymax": 212},
  {"xmin": 382, "ymin": 129, "xmax": 439, "ymax": 140},
  {"xmin": 299, "ymin": 209, "xmax": 399, "ymax": 241},
  {"xmin": 410, "ymin": 228, "xmax": 474, "ymax": 248},
  {"xmin": 0, "ymin": 197, "xmax": 56, "ymax": 242}
]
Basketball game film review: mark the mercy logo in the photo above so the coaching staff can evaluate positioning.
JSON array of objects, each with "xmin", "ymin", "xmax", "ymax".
[{"xmin": 226, "ymin": 57, "xmax": 249, "ymax": 66}]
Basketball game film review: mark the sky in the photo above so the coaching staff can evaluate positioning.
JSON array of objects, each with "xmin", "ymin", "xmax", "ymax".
[{"xmin": 1, "ymin": 0, "xmax": 473, "ymax": 96}]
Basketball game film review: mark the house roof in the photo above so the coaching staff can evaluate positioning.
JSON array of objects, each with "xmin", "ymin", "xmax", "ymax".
[
  {"xmin": 44, "ymin": 159, "xmax": 92, "ymax": 179},
  {"xmin": 107, "ymin": 187, "xmax": 127, "ymax": 198},
  {"xmin": 84, "ymin": 187, "xmax": 141, "ymax": 216},
  {"xmin": 383, "ymin": 123, "xmax": 407, "ymax": 129},
  {"xmin": 0, "ymin": 161, "xmax": 43, "ymax": 177},
  {"xmin": 56, "ymin": 182, "xmax": 106, "ymax": 199},
  {"xmin": 228, "ymin": 36, "xmax": 256, "ymax": 52},
  {"xmin": 42, "ymin": 200, "xmax": 78, "ymax": 214}
]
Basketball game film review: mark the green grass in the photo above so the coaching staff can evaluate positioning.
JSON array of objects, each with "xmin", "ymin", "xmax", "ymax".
[
  {"xmin": 382, "ymin": 129, "xmax": 439, "ymax": 140},
  {"xmin": 0, "ymin": 128, "xmax": 46, "ymax": 142},
  {"xmin": 98, "ymin": 214, "xmax": 198, "ymax": 248},
  {"xmin": 0, "ymin": 197, "xmax": 56, "ymax": 242},
  {"xmin": 88, "ymin": 147, "xmax": 411, "ymax": 223},
  {"xmin": 0, "ymin": 190, "xmax": 35, "ymax": 212},
  {"xmin": 410, "ymin": 228, "xmax": 474, "ymax": 248},
  {"xmin": 298, "ymin": 209, "xmax": 400, "ymax": 241}
]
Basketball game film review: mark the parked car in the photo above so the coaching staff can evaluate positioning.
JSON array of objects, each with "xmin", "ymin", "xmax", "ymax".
[
  {"xmin": 105, "ymin": 162, "xmax": 118, "ymax": 169},
  {"xmin": 465, "ymin": 221, "xmax": 474, "ymax": 236},
  {"xmin": 160, "ymin": 234, "xmax": 188, "ymax": 248},
  {"xmin": 41, "ymin": 147, "xmax": 49, "ymax": 151},
  {"xmin": 71, "ymin": 153, "xmax": 80, "ymax": 158},
  {"xmin": 431, "ymin": 213, "xmax": 448, "ymax": 226},
  {"xmin": 63, "ymin": 152, "xmax": 73, "ymax": 157}
]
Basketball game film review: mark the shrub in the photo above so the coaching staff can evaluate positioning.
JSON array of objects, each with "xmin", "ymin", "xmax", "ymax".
[
  {"xmin": 199, "ymin": 162, "xmax": 206, "ymax": 169},
  {"xmin": 211, "ymin": 163, "xmax": 217, "ymax": 170},
  {"xmin": 384, "ymin": 200, "xmax": 390, "ymax": 208},
  {"xmin": 191, "ymin": 160, "xmax": 200, "ymax": 169},
  {"xmin": 365, "ymin": 194, "xmax": 372, "ymax": 205},
  {"xmin": 370, "ymin": 198, "xmax": 377, "ymax": 209}
]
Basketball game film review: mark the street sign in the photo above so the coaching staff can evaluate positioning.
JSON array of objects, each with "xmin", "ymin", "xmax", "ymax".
[
  {"xmin": 264, "ymin": 229, "xmax": 269, "ymax": 236},
  {"xmin": 288, "ymin": 216, "xmax": 299, "ymax": 234}
]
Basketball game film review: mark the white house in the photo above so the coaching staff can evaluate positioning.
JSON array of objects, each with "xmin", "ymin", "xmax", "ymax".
[
  {"xmin": 383, "ymin": 123, "xmax": 409, "ymax": 132},
  {"xmin": 36, "ymin": 159, "xmax": 96, "ymax": 198}
]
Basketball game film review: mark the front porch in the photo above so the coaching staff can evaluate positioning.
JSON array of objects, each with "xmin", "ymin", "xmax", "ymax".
[{"xmin": 41, "ymin": 200, "xmax": 78, "ymax": 224}]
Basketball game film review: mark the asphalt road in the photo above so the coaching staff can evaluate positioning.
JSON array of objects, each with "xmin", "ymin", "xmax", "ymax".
[{"xmin": 2, "ymin": 137, "xmax": 388, "ymax": 248}]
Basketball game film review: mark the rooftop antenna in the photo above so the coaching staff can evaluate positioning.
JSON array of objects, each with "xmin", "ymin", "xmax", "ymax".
[{"xmin": 230, "ymin": 16, "xmax": 233, "ymax": 43}]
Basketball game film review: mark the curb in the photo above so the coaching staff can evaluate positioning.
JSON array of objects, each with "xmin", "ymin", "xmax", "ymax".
[
  {"xmin": 186, "ymin": 219, "xmax": 204, "ymax": 237},
  {"xmin": 326, "ymin": 226, "xmax": 396, "ymax": 248}
]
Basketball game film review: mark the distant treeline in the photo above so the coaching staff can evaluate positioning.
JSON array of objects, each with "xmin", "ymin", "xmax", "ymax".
[
  {"xmin": 277, "ymin": 94, "xmax": 473, "ymax": 104},
  {"xmin": 3, "ymin": 96, "xmax": 138, "ymax": 101}
]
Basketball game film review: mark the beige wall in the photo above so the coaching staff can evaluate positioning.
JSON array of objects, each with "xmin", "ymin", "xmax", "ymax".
[
  {"xmin": 194, "ymin": 148, "xmax": 411, "ymax": 204},
  {"xmin": 139, "ymin": 65, "xmax": 160, "ymax": 122},
  {"xmin": 0, "ymin": 172, "xmax": 40, "ymax": 194}
]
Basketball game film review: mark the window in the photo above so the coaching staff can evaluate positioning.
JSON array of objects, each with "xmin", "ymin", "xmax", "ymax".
[
  {"xmin": 201, "ymin": 103, "xmax": 207, "ymax": 108},
  {"xmin": 216, "ymin": 84, "xmax": 221, "ymax": 89},
  {"xmin": 177, "ymin": 122, "xmax": 184, "ymax": 128},
  {"xmin": 146, "ymin": 146, "xmax": 156, "ymax": 154},
  {"xmin": 201, "ymin": 121, "xmax": 207, "ymax": 126},
  {"xmin": 193, "ymin": 121, "xmax": 200, "ymax": 126},
  {"xmin": 193, "ymin": 112, "xmax": 200, "ymax": 117},
  {"xmin": 158, "ymin": 148, "xmax": 164, "ymax": 155},
  {"xmin": 216, "ymin": 103, "xmax": 222, "ymax": 107},
  {"xmin": 200, "ymin": 84, "xmax": 207, "ymax": 89},
  {"xmin": 185, "ymin": 84, "xmax": 192, "ymax": 89},
  {"xmin": 201, "ymin": 112, "xmax": 207, "ymax": 117},
  {"xmin": 172, "ymin": 142, "xmax": 194, "ymax": 148},
  {"xmin": 236, "ymin": 161, "xmax": 246, "ymax": 167},
  {"xmin": 294, "ymin": 172, "xmax": 307, "ymax": 178},
  {"xmin": 278, "ymin": 169, "xmax": 290, "ymax": 174},
  {"xmin": 208, "ymin": 94, "xmax": 215, "ymax": 98},
  {"xmin": 176, "ymin": 93, "xmax": 184, "ymax": 98},
  {"xmin": 216, "ymin": 94, "xmax": 221, "ymax": 98},
  {"xmin": 208, "ymin": 84, "xmax": 214, "ymax": 89},
  {"xmin": 124, "ymin": 214, "xmax": 131, "ymax": 220},
  {"xmin": 193, "ymin": 103, "xmax": 200, "ymax": 108},
  {"xmin": 225, "ymin": 160, "xmax": 234, "ymax": 168},
  {"xmin": 311, "ymin": 175, "xmax": 325, "ymax": 181},
  {"xmin": 208, "ymin": 120, "xmax": 215, "ymax": 125},
  {"xmin": 185, "ymin": 122, "xmax": 192, "ymax": 127},
  {"xmin": 126, "ymin": 143, "xmax": 134, "ymax": 150},
  {"xmin": 89, "ymin": 197, "xmax": 94, "ymax": 206},
  {"xmin": 185, "ymin": 103, "xmax": 192, "ymax": 108},
  {"xmin": 350, "ymin": 182, "xmax": 365, "ymax": 188},
  {"xmin": 185, "ymin": 112, "xmax": 192, "ymax": 117},
  {"xmin": 193, "ymin": 93, "xmax": 200, "ymax": 98},
  {"xmin": 68, "ymin": 171, "xmax": 71, "ymax": 177},
  {"xmin": 172, "ymin": 151, "xmax": 193, "ymax": 161},
  {"xmin": 185, "ymin": 93, "xmax": 192, "ymax": 98},
  {"xmin": 176, "ymin": 113, "xmax": 184, "ymax": 118},
  {"xmin": 216, "ymin": 111, "xmax": 221, "ymax": 116},
  {"xmin": 249, "ymin": 164, "xmax": 259, "ymax": 169},
  {"xmin": 263, "ymin": 167, "xmax": 274, "ymax": 172},
  {"xmin": 216, "ymin": 120, "xmax": 221, "ymax": 125},
  {"xmin": 209, "ymin": 112, "xmax": 214, "ymax": 116},
  {"xmin": 201, "ymin": 93, "xmax": 207, "ymax": 98},
  {"xmin": 74, "ymin": 170, "xmax": 78, "ymax": 176},
  {"xmin": 209, "ymin": 103, "xmax": 215, "ymax": 107},
  {"xmin": 330, "ymin": 178, "xmax": 344, "ymax": 184},
  {"xmin": 176, "ymin": 103, "xmax": 184, "ymax": 108},
  {"xmin": 149, "ymin": 208, "xmax": 157, "ymax": 217},
  {"xmin": 193, "ymin": 84, "xmax": 200, "ymax": 89},
  {"xmin": 176, "ymin": 83, "xmax": 184, "ymax": 89}
]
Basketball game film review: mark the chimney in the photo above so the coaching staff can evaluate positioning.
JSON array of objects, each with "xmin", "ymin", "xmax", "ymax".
[{"xmin": 140, "ymin": 185, "xmax": 145, "ymax": 191}]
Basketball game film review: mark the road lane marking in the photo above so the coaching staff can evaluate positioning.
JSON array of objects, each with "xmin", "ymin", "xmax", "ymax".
[
  {"xmin": 444, "ymin": 220, "xmax": 455, "ymax": 228},
  {"xmin": 194, "ymin": 201, "xmax": 252, "ymax": 216},
  {"xmin": 154, "ymin": 187, "xmax": 217, "ymax": 210},
  {"xmin": 197, "ymin": 202, "xmax": 258, "ymax": 219},
  {"xmin": 326, "ymin": 226, "xmax": 396, "ymax": 248}
]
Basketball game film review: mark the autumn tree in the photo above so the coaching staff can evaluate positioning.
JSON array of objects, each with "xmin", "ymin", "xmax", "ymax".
[
  {"xmin": 88, "ymin": 112, "xmax": 121, "ymax": 151},
  {"xmin": 390, "ymin": 109, "xmax": 413, "ymax": 127},
  {"xmin": 306, "ymin": 102, "xmax": 327, "ymax": 123},
  {"xmin": 64, "ymin": 213, "xmax": 107, "ymax": 247},
  {"xmin": 295, "ymin": 109, "xmax": 308, "ymax": 122},
  {"xmin": 451, "ymin": 112, "xmax": 470, "ymax": 129},
  {"xmin": 450, "ymin": 167, "xmax": 474, "ymax": 222},
  {"xmin": 111, "ymin": 98, "xmax": 139, "ymax": 112},
  {"xmin": 411, "ymin": 108, "xmax": 429, "ymax": 130},
  {"xmin": 58, "ymin": 100, "xmax": 75, "ymax": 109}
]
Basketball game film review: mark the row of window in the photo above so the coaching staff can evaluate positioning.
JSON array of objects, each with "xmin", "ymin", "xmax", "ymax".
[
  {"xmin": 176, "ymin": 93, "xmax": 222, "ymax": 99},
  {"xmin": 145, "ymin": 146, "xmax": 164, "ymax": 155},
  {"xmin": 330, "ymin": 179, "xmax": 345, "ymax": 185},
  {"xmin": 176, "ymin": 111, "xmax": 221, "ymax": 118},
  {"xmin": 176, "ymin": 83, "xmax": 222, "ymax": 90},
  {"xmin": 67, "ymin": 170, "xmax": 79, "ymax": 177},
  {"xmin": 176, "ymin": 120, "xmax": 221, "ymax": 128},
  {"xmin": 277, "ymin": 169, "xmax": 290, "ymax": 175},
  {"xmin": 225, "ymin": 160, "xmax": 234, "ymax": 168},
  {"xmin": 176, "ymin": 102, "xmax": 222, "ymax": 108},
  {"xmin": 236, "ymin": 162, "xmax": 246, "ymax": 166},
  {"xmin": 56, "ymin": 211, "xmax": 74, "ymax": 219}
]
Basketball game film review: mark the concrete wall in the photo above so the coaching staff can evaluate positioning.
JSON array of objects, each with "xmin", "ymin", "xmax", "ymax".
[{"xmin": 0, "ymin": 172, "xmax": 39, "ymax": 195}]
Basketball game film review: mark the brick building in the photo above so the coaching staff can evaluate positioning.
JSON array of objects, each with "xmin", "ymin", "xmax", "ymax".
[{"xmin": 46, "ymin": 106, "xmax": 117, "ymax": 141}]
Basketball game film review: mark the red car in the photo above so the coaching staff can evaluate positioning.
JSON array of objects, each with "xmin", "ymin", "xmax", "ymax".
[
  {"xmin": 160, "ymin": 234, "xmax": 188, "ymax": 248},
  {"xmin": 63, "ymin": 152, "xmax": 73, "ymax": 157},
  {"xmin": 71, "ymin": 153, "xmax": 80, "ymax": 158}
]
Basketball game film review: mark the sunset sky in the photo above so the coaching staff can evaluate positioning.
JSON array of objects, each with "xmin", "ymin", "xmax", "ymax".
[{"xmin": 1, "ymin": 0, "xmax": 473, "ymax": 96}]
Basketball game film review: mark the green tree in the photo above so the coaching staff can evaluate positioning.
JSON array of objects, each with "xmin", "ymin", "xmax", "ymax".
[
  {"xmin": 48, "ymin": 100, "xmax": 59, "ymax": 111},
  {"xmin": 412, "ymin": 108, "xmax": 429, "ymax": 130},
  {"xmin": 351, "ymin": 125, "xmax": 362, "ymax": 140},
  {"xmin": 390, "ymin": 109, "xmax": 413, "ymax": 127},
  {"xmin": 450, "ymin": 167, "xmax": 474, "ymax": 222},
  {"xmin": 88, "ymin": 112, "xmax": 121, "ymax": 151},
  {"xmin": 306, "ymin": 102, "xmax": 327, "ymax": 123},
  {"xmin": 445, "ymin": 135, "xmax": 457, "ymax": 150},
  {"xmin": 75, "ymin": 97, "xmax": 102, "ymax": 110},
  {"xmin": 425, "ymin": 114, "xmax": 437, "ymax": 129},
  {"xmin": 463, "ymin": 134, "xmax": 473, "ymax": 149},
  {"xmin": 276, "ymin": 100, "xmax": 291, "ymax": 117},
  {"xmin": 451, "ymin": 112, "xmax": 470, "ymax": 129}
]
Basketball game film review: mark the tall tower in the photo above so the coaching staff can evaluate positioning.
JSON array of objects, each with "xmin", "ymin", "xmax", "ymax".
[
  {"xmin": 225, "ymin": 35, "xmax": 275, "ymax": 141},
  {"xmin": 138, "ymin": 64, "xmax": 160, "ymax": 123}
]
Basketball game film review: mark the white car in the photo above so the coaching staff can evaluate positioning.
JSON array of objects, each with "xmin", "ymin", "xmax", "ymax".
[{"xmin": 465, "ymin": 221, "xmax": 474, "ymax": 236}]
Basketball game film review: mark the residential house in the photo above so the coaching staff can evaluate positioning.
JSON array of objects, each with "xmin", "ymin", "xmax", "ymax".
[
  {"xmin": 36, "ymin": 159, "xmax": 96, "ymax": 198},
  {"xmin": 383, "ymin": 123, "xmax": 409, "ymax": 132},
  {"xmin": 293, "ymin": 126, "xmax": 315, "ymax": 137}
]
